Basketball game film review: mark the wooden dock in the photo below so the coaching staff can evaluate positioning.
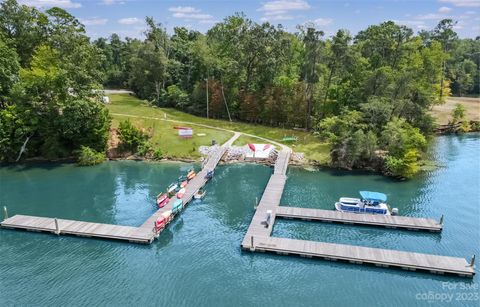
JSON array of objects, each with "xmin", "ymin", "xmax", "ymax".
[
  {"xmin": 138, "ymin": 133, "xmax": 240, "ymax": 234},
  {"xmin": 249, "ymin": 236, "xmax": 475, "ymax": 277},
  {"xmin": 241, "ymin": 149, "xmax": 291, "ymax": 248},
  {"xmin": 276, "ymin": 206, "xmax": 443, "ymax": 232},
  {"xmin": 0, "ymin": 215, "xmax": 153, "ymax": 243},
  {"xmin": 0, "ymin": 132, "xmax": 240, "ymax": 244},
  {"xmin": 241, "ymin": 147, "xmax": 474, "ymax": 278}
]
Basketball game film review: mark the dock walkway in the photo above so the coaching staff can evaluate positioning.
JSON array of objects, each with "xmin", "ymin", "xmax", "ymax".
[
  {"xmin": 0, "ymin": 215, "xmax": 152, "ymax": 243},
  {"xmin": 139, "ymin": 133, "xmax": 240, "ymax": 233},
  {"xmin": 252, "ymin": 236, "xmax": 475, "ymax": 277},
  {"xmin": 241, "ymin": 150, "xmax": 290, "ymax": 248},
  {"xmin": 1, "ymin": 132, "xmax": 240, "ymax": 244},
  {"xmin": 276, "ymin": 206, "xmax": 442, "ymax": 232},
  {"xmin": 241, "ymin": 147, "xmax": 474, "ymax": 278}
]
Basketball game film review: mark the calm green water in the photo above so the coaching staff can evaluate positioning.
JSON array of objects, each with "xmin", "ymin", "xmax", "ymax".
[{"xmin": 0, "ymin": 134, "xmax": 479, "ymax": 306}]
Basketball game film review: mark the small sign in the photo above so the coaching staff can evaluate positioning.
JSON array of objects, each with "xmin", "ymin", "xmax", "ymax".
[{"xmin": 178, "ymin": 129, "xmax": 193, "ymax": 138}]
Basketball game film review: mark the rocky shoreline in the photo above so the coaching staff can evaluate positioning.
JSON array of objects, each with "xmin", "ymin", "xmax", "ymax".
[{"xmin": 104, "ymin": 144, "xmax": 308, "ymax": 168}]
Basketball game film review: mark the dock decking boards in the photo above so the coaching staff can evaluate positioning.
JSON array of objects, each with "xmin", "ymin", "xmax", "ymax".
[
  {"xmin": 251, "ymin": 236, "xmax": 475, "ymax": 277},
  {"xmin": 0, "ymin": 215, "xmax": 152, "ymax": 243},
  {"xmin": 275, "ymin": 206, "xmax": 443, "ymax": 232},
  {"xmin": 1, "ymin": 132, "xmax": 240, "ymax": 244},
  {"xmin": 241, "ymin": 148, "xmax": 474, "ymax": 278},
  {"xmin": 1, "ymin": 135, "xmax": 474, "ymax": 277}
]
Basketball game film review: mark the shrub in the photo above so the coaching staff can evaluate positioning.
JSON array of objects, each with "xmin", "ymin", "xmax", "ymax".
[
  {"xmin": 451, "ymin": 103, "xmax": 466, "ymax": 123},
  {"xmin": 118, "ymin": 120, "xmax": 148, "ymax": 153},
  {"xmin": 381, "ymin": 118, "xmax": 426, "ymax": 157},
  {"xmin": 385, "ymin": 149, "xmax": 419, "ymax": 179},
  {"xmin": 458, "ymin": 121, "xmax": 471, "ymax": 133},
  {"xmin": 153, "ymin": 148, "xmax": 163, "ymax": 160},
  {"xmin": 136, "ymin": 141, "xmax": 153, "ymax": 157},
  {"xmin": 77, "ymin": 146, "xmax": 105, "ymax": 166}
]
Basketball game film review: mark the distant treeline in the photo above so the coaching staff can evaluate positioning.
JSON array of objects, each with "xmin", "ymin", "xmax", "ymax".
[
  {"xmin": 0, "ymin": 0, "xmax": 109, "ymax": 162},
  {"xmin": 95, "ymin": 14, "xmax": 478, "ymax": 129},
  {"xmin": 1, "ymin": 0, "xmax": 478, "ymax": 177},
  {"xmin": 94, "ymin": 13, "xmax": 478, "ymax": 177}
]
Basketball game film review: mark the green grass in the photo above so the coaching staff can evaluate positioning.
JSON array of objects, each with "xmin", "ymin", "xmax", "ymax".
[
  {"xmin": 233, "ymin": 135, "xmax": 273, "ymax": 146},
  {"xmin": 110, "ymin": 117, "xmax": 231, "ymax": 159},
  {"xmin": 107, "ymin": 94, "xmax": 331, "ymax": 162}
]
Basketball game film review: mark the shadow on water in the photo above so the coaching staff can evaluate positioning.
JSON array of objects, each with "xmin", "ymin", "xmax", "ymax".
[
  {"xmin": 0, "ymin": 161, "xmax": 73, "ymax": 172},
  {"xmin": 241, "ymin": 249, "xmax": 471, "ymax": 282},
  {"xmin": 201, "ymin": 164, "xmax": 272, "ymax": 232},
  {"xmin": 272, "ymin": 218, "xmax": 444, "ymax": 243},
  {"xmin": 155, "ymin": 228, "xmax": 174, "ymax": 251},
  {"xmin": 0, "ymin": 135, "xmax": 478, "ymax": 306},
  {"xmin": 171, "ymin": 217, "xmax": 184, "ymax": 233}
]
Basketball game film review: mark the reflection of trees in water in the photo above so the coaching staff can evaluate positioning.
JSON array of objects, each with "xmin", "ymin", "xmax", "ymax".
[
  {"xmin": 115, "ymin": 162, "xmax": 197, "ymax": 200},
  {"xmin": 204, "ymin": 164, "xmax": 272, "ymax": 231},
  {"xmin": 275, "ymin": 219, "xmax": 442, "ymax": 246},
  {"xmin": 0, "ymin": 162, "xmax": 120, "ymax": 223},
  {"xmin": 283, "ymin": 166, "xmax": 436, "ymax": 217}
]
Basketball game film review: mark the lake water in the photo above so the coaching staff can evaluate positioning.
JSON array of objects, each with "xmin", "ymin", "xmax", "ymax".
[{"xmin": 0, "ymin": 134, "xmax": 479, "ymax": 306}]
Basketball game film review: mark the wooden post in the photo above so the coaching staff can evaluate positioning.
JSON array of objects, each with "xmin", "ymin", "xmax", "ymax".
[
  {"xmin": 54, "ymin": 218, "xmax": 60, "ymax": 235},
  {"xmin": 3, "ymin": 206, "xmax": 7, "ymax": 220},
  {"xmin": 153, "ymin": 221, "xmax": 159, "ymax": 238},
  {"xmin": 439, "ymin": 214, "xmax": 444, "ymax": 225},
  {"xmin": 254, "ymin": 197, "xmax": 258, "ymax": 210},
  {"xmin": 250, "ymin": 236, "xmax": 255, "ymax": 252},
  {"xmin": 470, "ymin": 254, "xmax": 476, "ymax": 267}
]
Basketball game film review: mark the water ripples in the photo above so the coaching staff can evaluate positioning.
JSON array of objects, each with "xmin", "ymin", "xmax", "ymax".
[{"xmin": 0, "ymin": 135, "xmax": 479, "ymax": 306}]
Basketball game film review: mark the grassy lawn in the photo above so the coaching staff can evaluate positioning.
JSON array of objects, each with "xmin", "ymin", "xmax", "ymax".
[
  {"xmin": 107, "ymin": 94, "xmax": 331, "ymax": 162},
  {"xmin": 430, "ymin": 97, "xmax": 480, "ymax": 125},
  {"xmin": 110, "ymin": 116, "xmax": 231, "ymax": 159}
]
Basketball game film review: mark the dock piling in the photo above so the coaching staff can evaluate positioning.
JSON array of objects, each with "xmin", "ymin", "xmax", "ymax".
[
  {"xmin": 54, "ymin": 218, "xmax": 60, "ymax": 235},
  {"xmin": 153, "ymin": 221, "xmax": 158, "ymax": 237},
  {"xmin": 250, "ymin": 236, "xmax": 255, "ymax": 252},
  {"xmin": 439, "ymin": 214, "xmax": 444, "ymax": 225},
  {"xmin": 3, "ymin": 206, "xmax": 7, "ymax": 220},
  {"xmin": 470, "ymin": 255, "xmax": 476, "ymax": 267}
]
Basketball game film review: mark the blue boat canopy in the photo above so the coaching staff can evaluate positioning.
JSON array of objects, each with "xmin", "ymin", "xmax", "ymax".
[{"xmin": 359, "ymin": 191, "xmax": 387, "ymax": 202}]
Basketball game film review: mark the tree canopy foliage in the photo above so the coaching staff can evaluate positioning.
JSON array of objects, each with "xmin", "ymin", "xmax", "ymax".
[
  {"xmin": 1, "ymin": 0, "xmax": 476, "ymax": 178},
  {"xmin": 0, "ymin": 0, "xmax": 109, "ymax": 162},
  {"xmin": 94, "ymin": 13, "xmax": 475, "ymax": 177}
]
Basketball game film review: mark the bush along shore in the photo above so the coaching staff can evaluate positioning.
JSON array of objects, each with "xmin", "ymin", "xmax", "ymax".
[{"xmin": 2, "ymin": 1, "xmax": 478, "ymax": 180}]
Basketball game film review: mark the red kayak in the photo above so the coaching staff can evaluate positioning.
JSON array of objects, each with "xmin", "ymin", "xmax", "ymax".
[
  {"xmin": 176, "ymin": 188, "xmax": 186, "ymax": 199},
  {"xmin": 157, "ymin": 193, "xmax": 170, "ymax": 208},
  {"xmin": 155, "ymin": 216, "xmax": 166, "ymax": 232}
]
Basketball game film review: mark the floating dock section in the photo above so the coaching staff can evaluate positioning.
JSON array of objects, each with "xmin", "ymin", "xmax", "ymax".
[
  {"xmin": 241, "ymin": 150, "xmax": 290, "ymax": 248},
  {"xmin": 0, "ymin": 215, "xmax": 153, "ymax": 243},
  {"xmin": 241, "ymin": 148, "xmax": 474, "ymax": 278},
  {"xmin": 276, "ymin": 206, "xmax": 443, "ymax": 232},
  {"xmin": 0, "ymin": 132, "xmax": 240, "ymax": 244},
  {"xmin": 251, "ymin": 236, "xmax": 475, "ymax": 277}
]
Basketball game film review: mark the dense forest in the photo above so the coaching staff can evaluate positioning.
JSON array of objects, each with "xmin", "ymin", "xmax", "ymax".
[
  {"xmin": 0, "ymin": 0, "xmax": 478, "ymax": 177},
  {"xmin": 0, "ymin": 0, "xmax": 109, "ymax": 162}
]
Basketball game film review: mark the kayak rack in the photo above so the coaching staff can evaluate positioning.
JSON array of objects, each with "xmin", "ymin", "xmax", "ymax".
[{"xmin": 1, "ymin": 133, "xmax": 241, "ymax": 245}]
